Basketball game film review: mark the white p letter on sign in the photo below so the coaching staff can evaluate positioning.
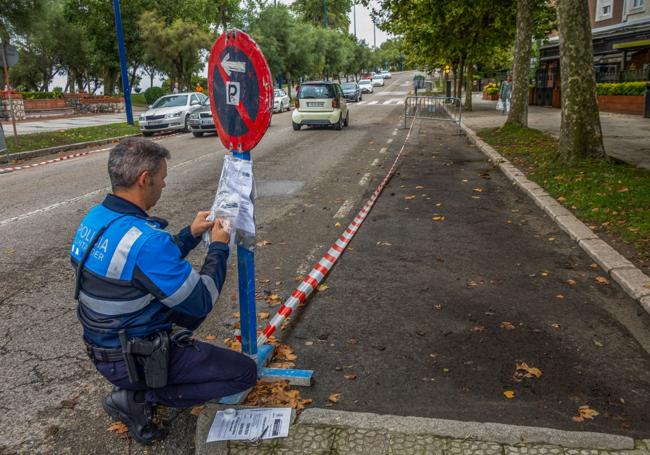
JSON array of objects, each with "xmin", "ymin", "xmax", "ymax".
[{"xmin": 227, "ymin": 81, "xmax": 240, "ymax": 106}]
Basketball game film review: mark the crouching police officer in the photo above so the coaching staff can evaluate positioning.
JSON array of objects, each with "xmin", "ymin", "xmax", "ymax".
[{"xmin": 70, "ymin": 138, "xmax": 257, "ymax": 444}]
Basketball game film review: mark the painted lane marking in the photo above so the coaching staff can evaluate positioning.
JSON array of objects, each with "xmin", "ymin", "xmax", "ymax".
[
  {"xmin": 371, "ymin": 158, "xmax": 380, "ymax": 167},
  {"xmin": 379, "ymin": 147, "xmax": 387, "ymax": 154},
  {"xmin": 0, "ymin": 151, "xmax": 221, "ymax": 227},
  {"xmin": 359, "ymin": 173, "xmax": 371, "ymax": 186},
  {"xmin": 333, "ymin": 199, "xmax": 354, "ymax": 219},
  {"xmin": 387, "ymin": 138, "xmax": 394, "ymax": 144}
]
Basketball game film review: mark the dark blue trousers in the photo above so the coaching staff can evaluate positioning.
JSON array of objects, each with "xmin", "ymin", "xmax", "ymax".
[{"xmin": 95, "ymin": 340, "xmax": 257, "ymax": 407}]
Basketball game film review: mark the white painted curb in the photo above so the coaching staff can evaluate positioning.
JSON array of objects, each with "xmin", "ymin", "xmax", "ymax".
[{"xmin": 460, "ymin": 122, "xmax": 650, "ymax": 310}]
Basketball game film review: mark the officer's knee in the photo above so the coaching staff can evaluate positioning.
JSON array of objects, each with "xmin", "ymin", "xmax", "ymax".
[{"xmin": 235, "ymin": 355, "xmax": 257, "ymax": 389}]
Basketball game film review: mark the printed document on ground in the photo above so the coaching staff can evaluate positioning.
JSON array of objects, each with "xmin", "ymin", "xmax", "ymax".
[{"xmin": 206, "ymin": 407, "xmax": 291, "ymax": 442}]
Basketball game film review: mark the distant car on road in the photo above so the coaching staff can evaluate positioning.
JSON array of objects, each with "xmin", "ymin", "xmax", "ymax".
[
  {"xmin": 139, "ymin": 92, "xmax": 207, "ymax": 136},
  {"xmin": 380, "ymin": 70, "xmax": 392, "ymax": 79},
  {"xmin": 273, "ymin": 88, "xmax": 291, "ymax": 113},
  {"xmin": 358, "ymin": 79, "xmax": 374, "ymax": 93},
  {"xmin": 371, "ymin": 75, "xmax": 385, "ymax": 87},
  {"xmin": 188, "ymin": 98, "xmax": 217, "ymax": 137},
  {"xmin": 292, "ymin": 81, "xmax": 349, "ymax": 131},
  {"xmin": 341, "ymin": 82, "xmax": 362, "ymax": 102}
]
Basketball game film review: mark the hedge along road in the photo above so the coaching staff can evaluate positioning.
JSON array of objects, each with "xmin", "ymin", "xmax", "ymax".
[{"xmin": 0, "ymin": 72, "xmax": 416, "ymax": 453}]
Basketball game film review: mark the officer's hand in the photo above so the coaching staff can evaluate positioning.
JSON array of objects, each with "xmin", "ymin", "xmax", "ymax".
[
  {"xmin": 191, "ymin": 211, "xmax": 214, "ymax": 237},
  {"xmin": 211, "ymin": 219, "xmax": 230, "ymax": 244}
]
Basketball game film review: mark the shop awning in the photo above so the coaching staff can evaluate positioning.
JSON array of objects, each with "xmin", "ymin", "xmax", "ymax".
[{"xmin": 613, "ymin": 39, "xmax": 650, "ymax": 50}]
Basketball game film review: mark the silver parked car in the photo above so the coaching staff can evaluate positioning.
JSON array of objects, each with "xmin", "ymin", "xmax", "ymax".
[
  {"xmin": 139, "ymin": 92, "xmax": 207, "ymax": 136},
  {"xmin": 273, "ymin": 88, "xmax": 291, "ymax": 113},
  {"xmin": 188, "ymin": 98, "xmax": 217, "ymax": 137}
]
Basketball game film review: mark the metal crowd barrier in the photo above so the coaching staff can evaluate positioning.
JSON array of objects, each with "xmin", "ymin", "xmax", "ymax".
[{"xmin": 404, "ymin": 96, "xmax": 462, "ymax": 131}]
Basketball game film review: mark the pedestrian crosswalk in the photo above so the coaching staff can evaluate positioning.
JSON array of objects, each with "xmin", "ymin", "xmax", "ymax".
[{"xmin": 354, "ymin": 98, "xmax": 405, "ymax": 106}]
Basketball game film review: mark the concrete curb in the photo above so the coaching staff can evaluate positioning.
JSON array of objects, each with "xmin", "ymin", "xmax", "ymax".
[
  {"xmin": 298, "ymin": 408, "xmax": 635, "ymax": 450},
  {"xmin": 0, "ymin": 133, "xmax": 141, "ymax": 164},
  {"xmin": 460, "ymin": 122, "xmax": 650, "ymax": 312}
]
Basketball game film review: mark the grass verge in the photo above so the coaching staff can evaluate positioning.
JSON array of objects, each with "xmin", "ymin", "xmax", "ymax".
[
  {"xmin": 479, "ymin": 124, "xmax": 650, "ymax": 262},
  {"xmin": 4, "ymin": 122, "xmax": 141, "ymax": 154}
]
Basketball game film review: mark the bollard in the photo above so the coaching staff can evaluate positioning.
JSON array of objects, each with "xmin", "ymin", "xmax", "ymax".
[{"xmin": 645, "ymin": 82, "xmax": 650, "ymax": 119}]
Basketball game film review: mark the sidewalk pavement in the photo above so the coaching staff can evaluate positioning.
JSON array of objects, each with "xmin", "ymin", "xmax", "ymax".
[
  {"xmin": 196, "ymin": 406, "xmax": 650, "ymax": 455},
  {"xmin": 462, "ymin": 96, "xmax": 650, "ymax": 170},
  {"xmin": 193, "ymin": 118, "xmax": 650, "ymax": 454},
  {"xmin": 0, "ymin": 107, "xmax": 146, "ymax": 135}
]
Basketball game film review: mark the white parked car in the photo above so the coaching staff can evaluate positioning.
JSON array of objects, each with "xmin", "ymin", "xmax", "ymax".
[
  {"xmin": 380, "ymin": 70, "xmax": 392, "ymax": 79},
  {"xmin": 371, "ymin": 75, "xmax": 385, "ymax": 87},
  {"xmin": 139, "ymin": 92, "xmax": 207, "ymax": 136},
  {"xmin": 291, "ymin": 81, "xmax": 349, "ymax": 131},
  {"xmin": 273, "ymin": 88, "xmax": 291, "ymax": 113},
  {"xmin": 358, "ymin": 79, "xmax": 374, "ymax": 93}
]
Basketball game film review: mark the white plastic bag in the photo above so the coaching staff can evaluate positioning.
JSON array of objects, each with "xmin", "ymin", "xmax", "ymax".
[{"xmin": 496, "ymin": 99, "xmax": 504, "ymax": 112}]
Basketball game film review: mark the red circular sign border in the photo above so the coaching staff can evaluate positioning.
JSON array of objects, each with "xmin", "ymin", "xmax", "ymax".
[{"xmin": 207, "ymin": 29, "xmax": 273, "ymax": 152}]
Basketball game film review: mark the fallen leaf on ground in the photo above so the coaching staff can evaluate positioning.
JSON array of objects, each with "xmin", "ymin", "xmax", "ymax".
[
  {"xmin": 344, "ymin": 374, "xmax": 357, "ymax": 380},
  {"xmin": 107, "ymin": 422, "xmax": 129, "ymax": 434},
  {"xmin": 404, "ymin": 195, "xmax": 417, "ymax": 200},
  {"xmin": 335, "ymin": 222, "xmax": 341, "ymax": 227},
  {"xmin": 266, "ymin": 294, "xmax": 282, "ymax": 305},
  {"xmin": 416, "ymin": 185, "xmax": 424, "ymax": 189},
  {"xmin": 377, "ymin": 241, "xmax": 392, "ymax": 246},
  {"xmin": 245, "ymin": 380, "xmax": 312, "ymax": 411},
  {"xmin": 551, "ymin": 323, "xmax": 561, "ymax": 329},
  {"xmin": 232, "ymin": 312, "xmax": 240, "ymax": 318},
  {"xmin": 548, "ymin": 237, "xmax": 556, "ymax": 241},
  {"xmin": 204, "ymin": 335, "xmax": 217, "ymax": 341},
  {"xmin": 500, "ymin": 322, "xmax": 515, "ymax": 330},
  {"xmin": 473, "ymin": 188, "xmax": 484, "ymax": 193},
  {"xmin": 434, "ymin": 304, "xmax": 442, "ymax": 310},
  {"xmin": 256, "ymin": 240, "xmax": 272, "ymax": 247},
  {"xmin": 470, "ymin": 325, "xmax": 485, "ymax": 332},
  {"xmin": 590, "ymin": 263, "xmax": 599, "ymax": 269},
  {"xmin": 617, "ymin": 187, "xmax": 629, "ymax": 193},
  {"xmin": 317, "ymin": 284, "xmax": 329, "ymax": 291},
  {"xmin": 595, "ymin": 276, "xmax": 609, "ymax": 285},
  {"xmin": 224, "ymin": 338, "xmax": 242, "ymax": 352},
  {"xmin": 328, "ymin": 393, "xmax": 341, "ymax": 403},
  {"xmin": 190, "ymin": 406, "xmax": 205, "ymax": 416},
  {"xmin": 556, "ymin": 294, "xmax": 565, "ymax": 299},
  {"xmin": 258, "ymin": 312, "xmax": 270, "ymax": 320},
  {"xmin": 541, "ymin": 271, "xmax": 550, "ymax": 277},
  {"xmin": 593, "ymin": 339, "xmax": 604, "ymax": 347},
  {"xmin": 567, "ymin": 279, "xmax": 577, "ymax": 285},
  {"xmin": 514, "ymin": 361, "xmax": 542, "ymax": 380},
  {"xmin": 275, "ymin": 344, "xmax": 298, "ymax": 361},
  {"xmin": 573, "ymin": 405, "xmax": 599, "ymax": 422},
  {"xmin": 432, "ymin": 216, "xmax": 446, "ymax": 221},
  {"xmin": 503, "ymin": 391, "xmax": 516, "ymax": 399}
]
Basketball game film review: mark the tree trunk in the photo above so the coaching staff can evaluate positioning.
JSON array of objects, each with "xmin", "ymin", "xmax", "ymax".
[
  {"xmin": 557, "ymin": 0, "xmax": 605, "ymax": 160},
  {"xmin": 506, "ymin": 0, "xmax": 535, "ymax": 127},
  {"xmin": 464, "ymin": 65, "xmax": 473, "ymax": 111},
  {"xmin": 456, "ymin": 58, "xmax": 465, "ymax": 100},
  {"xmin": 451, "ymin": 64, "xmax": 457, "ymax": 97}
]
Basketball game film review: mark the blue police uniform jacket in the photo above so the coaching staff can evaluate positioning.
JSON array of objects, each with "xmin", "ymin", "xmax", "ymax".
[{"xmin": 70, "ymin": 194, "xmax": 228, "ymax": 349}]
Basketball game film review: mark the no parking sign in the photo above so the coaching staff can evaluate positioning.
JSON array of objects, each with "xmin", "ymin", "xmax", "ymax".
[{"xmin": 207, "ymin": 30, "xmax": 273, "ymax": 152}]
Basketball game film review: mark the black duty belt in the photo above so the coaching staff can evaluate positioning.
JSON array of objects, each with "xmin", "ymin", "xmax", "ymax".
[{"xmin": 85, "ymin": 342, "xmax": 123, "ymax": 362}]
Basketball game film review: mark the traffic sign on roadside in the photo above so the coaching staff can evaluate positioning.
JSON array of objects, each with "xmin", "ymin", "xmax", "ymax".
[
  {"xmin": 207, "ymin": 29, "xmax": 273, "ymax": 152},
  {"xmin": 1, "ymin": 44, "xmax": 19, "ymax": 68}
]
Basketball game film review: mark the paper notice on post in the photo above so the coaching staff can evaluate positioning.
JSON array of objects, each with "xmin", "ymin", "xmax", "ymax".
[
  {"xmin": 206, "ymin": 155, "xmax": 255, "ymax": 242},
  {"xmin": 206, "ymin": 408, "xmax": 291, "ymax": 442}
]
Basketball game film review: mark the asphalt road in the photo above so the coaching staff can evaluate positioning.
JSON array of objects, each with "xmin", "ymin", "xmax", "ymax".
[
  {"xmin": 1, "ymin": 70, "xmax": 649, "ymax": 455},
  {"xmin": 0, "ymin": 72, "xmax": 413, "ymax": 454}
]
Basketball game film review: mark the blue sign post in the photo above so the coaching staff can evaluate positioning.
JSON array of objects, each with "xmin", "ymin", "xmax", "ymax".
[
  {"xmin": 208, "ymin": 30, "xmax": 312, "ymax": 404},
  {"xmin": 112, "ymin": 0, "xmax": 134, "ymax": 125}
]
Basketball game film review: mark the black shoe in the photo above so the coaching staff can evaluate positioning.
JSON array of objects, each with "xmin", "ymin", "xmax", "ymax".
[{"xmin": 102, "ymin": 389, "xmax": 168, "ymax": 445}]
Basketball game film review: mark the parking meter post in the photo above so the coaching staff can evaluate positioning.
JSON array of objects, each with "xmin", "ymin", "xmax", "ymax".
[
  {"xmin": 232, "ymin": 149, "xmax": 258, "ymax": 358},
  {"xmin": 445, "ymin": 80, "xmax": 452, "ymax": 98}
]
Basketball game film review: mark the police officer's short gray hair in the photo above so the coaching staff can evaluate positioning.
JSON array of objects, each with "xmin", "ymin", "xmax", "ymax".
[{"xmin": 108, "ymin": 138, "xmax": 171, "ymax": 190}]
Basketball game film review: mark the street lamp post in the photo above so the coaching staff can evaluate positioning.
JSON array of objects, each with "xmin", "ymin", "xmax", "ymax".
[
  {"xmin": 323, "ymin": 0, "xmax": 328, "ymax": 27},
  {"xmin": 112, "ymin": 0, "xmax": 134, "ymax": 125},
  {"xmin": 353, "ymin": 4, "xmax": 357, "ymax": 37}
]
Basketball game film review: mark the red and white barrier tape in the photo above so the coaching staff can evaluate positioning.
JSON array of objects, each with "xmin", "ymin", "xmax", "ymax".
[
  {"xmin": 257, "ymin": 117, "xmax": 417, "ymax": 346},
  {"xmin": 0, "ymin": 131, "xmax": 185, "ymax": 175}
]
